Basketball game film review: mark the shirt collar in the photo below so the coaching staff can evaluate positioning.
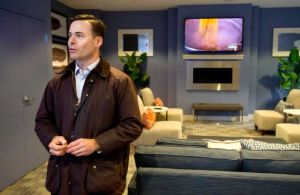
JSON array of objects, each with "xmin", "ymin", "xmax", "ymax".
[{"xmin": 75, "ymin": 58, "xmax": 100, "ymax": 75}]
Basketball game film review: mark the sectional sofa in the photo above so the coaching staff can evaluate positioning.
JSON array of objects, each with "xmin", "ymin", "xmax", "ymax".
[{"xmin": 128, "ymin": 138, "xmax": 300, "ymax": 195}]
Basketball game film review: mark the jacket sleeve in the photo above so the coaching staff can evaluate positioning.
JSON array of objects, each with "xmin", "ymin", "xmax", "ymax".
[
  {"xmin": 35, "ymin": 81, "xmax": 58, "ymax": 150},
  {"xmin": 95, "ymin": 76, "xmax": 143, "ymax": 155}
]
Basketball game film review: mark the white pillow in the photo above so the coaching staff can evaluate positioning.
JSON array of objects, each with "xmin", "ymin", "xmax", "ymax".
[
  {"xmin": 274, "ymin": 100, "xmax": 294, "ymax": 114},
  {"xmin": 206, "ymin": 140, "xmax": 242, "ymax": 151}
]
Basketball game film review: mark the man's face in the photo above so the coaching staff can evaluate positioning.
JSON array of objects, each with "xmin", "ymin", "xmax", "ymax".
[{"xmin": 68, "ymin": 20, "xmax": 102, "ymax": 64}]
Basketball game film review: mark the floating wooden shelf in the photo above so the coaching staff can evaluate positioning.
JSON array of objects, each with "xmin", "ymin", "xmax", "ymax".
[{"xmin": 182, "ymin": 54, "xmax": 244, "ymax": 60}]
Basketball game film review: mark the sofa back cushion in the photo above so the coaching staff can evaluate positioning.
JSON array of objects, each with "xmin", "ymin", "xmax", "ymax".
[
  {"xmin": 241, "ymin": 150, "xmax": 300, "ymax": 175},
  {"xmin": 156, "ymin": 137, "xmax": 207, "ymax": 147},
  {"xmin": 137, "ymin": 95, "xmax": 145, "ymax": 116},
  {"xmin": 286, "ymin": 89, "xmax": 300, "ymax": 109},
  {"xmin": 140, "ymin": 87, "xmax": 155, "ymax": 106},
  {"xmin": 135, "ymin": 145, "xmax": 241, "ymax": 171}
]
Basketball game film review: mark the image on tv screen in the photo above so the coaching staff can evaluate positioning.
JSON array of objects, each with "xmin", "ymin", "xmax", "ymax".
[{"xmin": 184, "ymin": 18, "xmax": 243, "ymax": 52}]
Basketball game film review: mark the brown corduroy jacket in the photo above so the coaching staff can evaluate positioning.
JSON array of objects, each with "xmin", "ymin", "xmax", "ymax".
[{"xmin": 35, "ymin": 58, "xmax": 142, "ymax": 195}]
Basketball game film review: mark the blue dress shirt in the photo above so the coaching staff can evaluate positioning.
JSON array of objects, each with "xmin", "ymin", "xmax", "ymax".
[{"xmin": 75, "ymin": 59, "xmax": 99, "ymax": 102}]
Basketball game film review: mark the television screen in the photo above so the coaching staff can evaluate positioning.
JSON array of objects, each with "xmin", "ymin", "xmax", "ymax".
[{"xmin": 184, "ymin": 18, "xmax": 243, "ymax": 53}]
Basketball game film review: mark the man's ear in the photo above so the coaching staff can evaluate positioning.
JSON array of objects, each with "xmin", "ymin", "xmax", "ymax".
[{"xmin": 95, "ymin": 36, "xmax": 103, "ymax": 48}]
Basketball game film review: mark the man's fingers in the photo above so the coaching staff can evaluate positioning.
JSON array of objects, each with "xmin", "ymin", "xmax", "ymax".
[
  {"xmin": 48, "ymin": 136, "xmax": 68, "ymax": 156},
  {"xmin": 72, "ymin": 148, "xmax": 85, "ymax": 156},
  {"xmin": 66, "ymin": 140, "xmax": 81, "ymax": 153},
  {"xmin": 52, "ymin": 136, "xmax": 67, "ymax": 145},
  {"xmin": 51, "ymin": 143, "xmax": 67, "ymax": 151},
  {"xmin": 49, "ymin": 148, "xmax": 66, "ymax": 156}
]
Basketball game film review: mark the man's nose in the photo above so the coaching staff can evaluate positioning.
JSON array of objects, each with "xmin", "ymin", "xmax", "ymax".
[{"xmin": 68, "ymin": 35, "xmax": 75, "ymax": 44}]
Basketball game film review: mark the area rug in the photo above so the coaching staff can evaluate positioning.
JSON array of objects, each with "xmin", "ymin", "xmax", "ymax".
[{"xmin": 183, "ymin": 120, "xmax": 263, "ymax": 138}]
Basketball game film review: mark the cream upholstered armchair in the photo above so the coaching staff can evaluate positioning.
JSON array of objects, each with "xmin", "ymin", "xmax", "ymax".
[
  {"xmin": 254, "ymin": 89, "xmax": 300, "ymax": 132},
  {"xmin": 140, "ymin": 87, "xmax": 183, "ymax": 122},
  {"xmin": 133, "ymin": 95, "xmax": 182, "ymax": 145}
]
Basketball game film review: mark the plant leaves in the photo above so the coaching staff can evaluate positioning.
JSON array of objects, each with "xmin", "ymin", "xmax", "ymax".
[
  {"xmin": 119, "ymin": 52, "xmax": 149, "ymax": 89},
  {"xmin": 288, "ymin": 47, "xmax": 300, "ymax": 63}
]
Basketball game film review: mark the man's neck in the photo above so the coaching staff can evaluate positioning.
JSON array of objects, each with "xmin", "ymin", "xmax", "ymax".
[{"xmin": 76, "ymin": 56, "xmax": 100, "ymax": 70}]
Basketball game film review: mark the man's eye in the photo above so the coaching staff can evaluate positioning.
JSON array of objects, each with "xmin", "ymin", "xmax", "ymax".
[{"xmin": 77, "ymin": 34, "xmax": 84, "ymax": 38}]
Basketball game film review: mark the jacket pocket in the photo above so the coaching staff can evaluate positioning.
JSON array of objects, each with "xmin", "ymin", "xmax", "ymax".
[
  {"xmin": 85, "ymin": 159, "xmax": 123, "ymax": 194},
  {"xmin": 45, "ymin": 156, "xmax": 61, "ymax": 193}
]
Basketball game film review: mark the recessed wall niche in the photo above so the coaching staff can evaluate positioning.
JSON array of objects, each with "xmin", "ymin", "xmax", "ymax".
[{"xmin": 186, "ymin": 61, "xmax": 240, "ymax": 91}]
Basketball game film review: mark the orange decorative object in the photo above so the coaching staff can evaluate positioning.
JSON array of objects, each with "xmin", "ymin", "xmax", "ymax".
[
  {"xmin": 153, "ymin": 97, "xmax": 164, "ymax": 107},
  {"xmin": 142, "ymin": 108, "xmax": 156, "ymax": 129}
]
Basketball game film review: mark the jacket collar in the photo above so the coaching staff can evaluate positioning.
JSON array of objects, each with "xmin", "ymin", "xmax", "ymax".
[{"xmin": 63, "ymin": 57, "xmax": 110, "ymax": 78}]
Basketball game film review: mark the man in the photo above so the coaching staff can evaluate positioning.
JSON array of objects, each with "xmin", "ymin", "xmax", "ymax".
[{"xmin": 35, "ymin": 14, "xmax": 142, "ymax": 195}]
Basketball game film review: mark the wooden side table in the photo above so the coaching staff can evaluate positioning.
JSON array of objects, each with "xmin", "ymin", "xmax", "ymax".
[{"xmin": 192, "ymin": 103, "xmax": 243, "ymax": 122}]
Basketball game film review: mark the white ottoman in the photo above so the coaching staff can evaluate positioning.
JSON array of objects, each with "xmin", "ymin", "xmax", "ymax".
[
  {"xmin": 276, "ymin": 123, "xmax": 300, "ymax": 143},
  {"xmin": 254, "ymin": 110, "xmax": 284, "ymax": 131},
  {"xmin": 132, "ymin": 121, "xmax": 182, "ymax": 146}
]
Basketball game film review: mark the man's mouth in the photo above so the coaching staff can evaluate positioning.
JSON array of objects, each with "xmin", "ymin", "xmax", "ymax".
[{"xmin": 69, "ymin": 48, "xmax": 77, "ymax": 53}]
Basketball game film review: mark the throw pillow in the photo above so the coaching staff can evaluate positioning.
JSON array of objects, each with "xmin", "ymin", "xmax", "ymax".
[
  {"xmin": 153, "ymin": 97, "xmax": 164, "ymax": 106},
  {"xmin": 241, "ymin": 139, "xmax": 300, "ymax": 150},
  {"xmin": 206, "ymin": 139, "xmax": 242, "ymax": 151},
  {"xmin": 142, "ymin": 108, "xmax": 156, "ymax": 129},
  {"xmin": 274, "ymin": 99, "xmax": 294, "ymax": 114}
]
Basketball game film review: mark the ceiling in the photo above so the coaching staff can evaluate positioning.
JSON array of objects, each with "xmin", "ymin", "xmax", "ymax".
[{"xmin": 57, "ymin": 0, "xmax": 300, "ymax": 11}]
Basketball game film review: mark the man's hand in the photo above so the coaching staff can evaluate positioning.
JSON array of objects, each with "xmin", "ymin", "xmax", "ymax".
[
  {"xmin": 48, "ymin": 136, "xmax": 67, "ymax": 156},
  {"xmin": 66, "ymin": 138, "xmax": 100, "ymax": 157}
]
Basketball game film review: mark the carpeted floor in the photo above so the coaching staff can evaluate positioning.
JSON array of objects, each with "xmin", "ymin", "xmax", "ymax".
[
  {"xmin": 0, "ymin": 120, "xmax": 268, "ymax": 195},
  {"xmin": 183, "ymin": 120, "xmax": 265, "ymax": 138}
]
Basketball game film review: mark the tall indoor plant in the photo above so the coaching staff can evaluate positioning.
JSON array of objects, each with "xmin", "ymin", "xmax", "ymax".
[
  {"xmin": 119, "ymin": 52, "xmax": 150, "ymax": 90},
  {"xmin": 275, "ymin": 47, "xmax": 300, "ymax": 97}
]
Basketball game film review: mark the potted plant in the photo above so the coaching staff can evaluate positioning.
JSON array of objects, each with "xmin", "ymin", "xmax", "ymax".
[
  {"xmin": 275, "ymin": 47, "xmax": 300, "ymax": 97},
  {"xmin": 119, "ymin": 52, "xmax": 150, "ymax": 90}
]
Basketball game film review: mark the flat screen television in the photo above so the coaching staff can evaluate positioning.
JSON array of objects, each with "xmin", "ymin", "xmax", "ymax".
[{"xmin": 184, "ymin": 17, "xmax": 244, "ymax": 53}]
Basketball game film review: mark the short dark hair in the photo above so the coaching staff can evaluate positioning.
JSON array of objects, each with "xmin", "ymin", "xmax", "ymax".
[{"xmin": 70, "ymin": 14, "xmax": 106, "ymax": 38}]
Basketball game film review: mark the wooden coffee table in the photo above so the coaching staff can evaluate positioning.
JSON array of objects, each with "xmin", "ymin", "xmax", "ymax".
[{"xmin": 192, "ymin": 103, "xmax": 243, "ymax": 122}]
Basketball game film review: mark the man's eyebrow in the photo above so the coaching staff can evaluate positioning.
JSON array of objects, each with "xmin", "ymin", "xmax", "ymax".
[{"xmin": 68, "ymin": 32, "xmax": 85, "ymax": 35}]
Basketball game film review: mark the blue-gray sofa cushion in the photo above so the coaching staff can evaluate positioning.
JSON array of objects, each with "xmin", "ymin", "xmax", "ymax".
[
  {"xmin": 241, "ymin": 150, "xmax": 300, "ymax": 175},
  {"xmin": 135, "ymin": 145, "xmax": 241, "ymax": 171},
  {"xmin": 136, "ymin": 167, "xmax": 300, "ymax": 195},
  {"xmin": 156, "ymin": 137, "xmax": 207, "ymax": 147}
]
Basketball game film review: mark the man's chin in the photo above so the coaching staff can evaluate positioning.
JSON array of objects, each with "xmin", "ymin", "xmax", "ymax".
[{"xmin": 69, "ymin": 55, "xmax": 77, "ymax": 61}]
